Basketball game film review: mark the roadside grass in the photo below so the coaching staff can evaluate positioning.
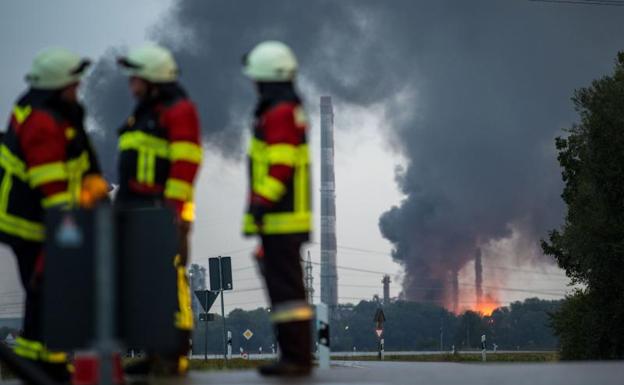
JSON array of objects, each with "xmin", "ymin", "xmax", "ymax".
[{"xmin": 332, "ymin": 352, "xmax": 559, "ymax": 363}]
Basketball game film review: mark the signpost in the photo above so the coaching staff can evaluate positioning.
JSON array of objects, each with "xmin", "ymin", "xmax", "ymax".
[
  {"xmin": 208, "ymin": 256, "xmax": 233, "ymax": 361},
  {"xmin": 316, "ymin": 303, "xmax": 330, "ymax": 369},
  {"xmin": 374, "ymin": 308, "xmax": 386, "ymax": 361},
  {"xmin": 481, "ymin": 334, "xmax": 487, "ymax": 362},
  {"xmin": 194, "ymin": 290, "xmax": 219, "ymax": 361}
]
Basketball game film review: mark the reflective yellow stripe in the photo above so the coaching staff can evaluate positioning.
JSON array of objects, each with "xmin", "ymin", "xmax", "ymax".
[
  {"xmin": 0, "ymin": 145, "xmax": 28, "ymax": 181},
  {"xmin": 0, "ymin": 173, "xmax": 13, "ymax": 213},
  {"xmin": 65, "ymin": 127, "xmax": 76, "ymax": 140},
  {"xmin": 146, "ymin": 150, "xmax": 156, "ymax": 185},
  {"xmin": 271, "ymin": 303, "xmax": 314, "ymax": 323},
  {"xmin": 28, "ymin": 162, "xmax": 68, "ymax": 188},
  {"xmin": 42, "ymin": 192, "xmax": 71, "ymax": 208},
  {"xmin": 174, "ymin": 261, "xmax": 193, "ymax": 330},
  {"xmin": 0, "ymin": 212, "xmax": 45, "ymax": 241},
  {"xmin": 170, "ymin": 141, "xmax": 202, "ymax": 163},
  {"xmin": 244, "ymin": 212, "xmax": 312, "ymax": 235},
  {"xmin": 66, "ymin": 151, "xmax": 90, "ymax": 206},
  {"xmin": 267, "ymin": 144, "xmax": 297, "ymax": 166},
  {"xmin": 255, "ymin": 176, "xmax": 286, "ymax": 202},
  {"xmin": 119, "ymin": 131, "xmax": 169, "ymax": 157},
  {"xmin": 137, "ymin": 149, "xmax": 146, "ymax": 183},
  {"xmin": 66, "ymin": 151, "xmax": 90, "ymax": 174},
  {"xmin": 14, "ymin": 337, "xmax": 43, "ymax": 360},
  {"xmin": 41, "ymin": 350, "xmax": 67, "ymax": 364},
  {"xmin": 14, "ymin": 346, "xmax": 39, "ymax": 360},
  {"xmin": 13, "ymin": 105, "xmax": 32, "ymax": 124},
  {"xmin": 181, "ymin": 201, "xmax": 195, "ymax": 222},
  {"xmin": 248, "ymin": 137, "xmax": 267, "ymax": 159},
  {"xmin": 164, "ymin": 178, "xmax": 194, "ymax": 201}
]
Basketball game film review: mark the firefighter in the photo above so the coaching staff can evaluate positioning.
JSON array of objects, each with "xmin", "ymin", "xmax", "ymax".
[
  {"xmin": 116, "ymin": 44, "xmax": 202, "ymax": 376},
  {"xmin": 0, "ymin": 47, "xmax": 107, "ymax": 381},
  {"xmin": 242, "ymin": 41, "xmax": 313, "ymax": 376}
]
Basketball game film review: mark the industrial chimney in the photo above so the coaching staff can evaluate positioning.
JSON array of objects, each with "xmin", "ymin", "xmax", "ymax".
[
  {"xmin": 475, "ymin": 248, "xmax": 483, "ymax": 308},
  {"xmin": 320, "ymin": 96, "xmax": 338, "ymax": 320}
]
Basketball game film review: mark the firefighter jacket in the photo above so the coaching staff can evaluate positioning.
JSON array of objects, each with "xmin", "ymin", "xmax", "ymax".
[
  {"xmin": 0, "ymin": 89, "xmax": 101, "ymax": 245},
  {"xmin": 117, "ymin": 84, "xmax": 202, "ymax": 222},
  {"xmin": 243, "ymin": 83, "xmax": 312, "ymax": 237}
]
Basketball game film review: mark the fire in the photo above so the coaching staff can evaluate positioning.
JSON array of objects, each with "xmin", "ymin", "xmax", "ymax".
[{"xmin": 475, "ymin": 294, "xmax": 500, "ymax": 316}]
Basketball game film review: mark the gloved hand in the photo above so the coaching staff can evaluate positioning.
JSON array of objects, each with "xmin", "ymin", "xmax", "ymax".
[{"xmin": 79, "ymin": 174, "xmax": 109, "ymax": 208}]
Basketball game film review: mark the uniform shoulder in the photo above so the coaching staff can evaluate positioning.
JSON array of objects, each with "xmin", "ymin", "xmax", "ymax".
[
  {"xmin": 265, "ymin": 102, "xmax": 307, "ymax": 128},
  {"xmin": 164, "ymin": 98, "xmax": 198, "ymax": 118}
]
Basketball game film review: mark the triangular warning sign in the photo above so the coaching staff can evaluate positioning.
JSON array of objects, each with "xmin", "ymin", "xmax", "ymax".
[{"xmin": 195, "ymin": 290, "xmax": 219, "ymax": 312}]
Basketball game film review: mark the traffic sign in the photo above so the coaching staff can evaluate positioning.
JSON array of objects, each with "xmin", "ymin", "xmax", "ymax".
[
  {"xmin": 243, "ymin": 329, "xmax": 254, "ymax": 340},
  {"xmin": 194, "ymin": 290, "xmax": 219, "ymax": 312},
  {"xmin": 209, "ymin": 256, "xmax": 233, "ymax": 291},
  {"xmin": 375, "ymin": 328, "xmax": 383, "ymax": 338}
]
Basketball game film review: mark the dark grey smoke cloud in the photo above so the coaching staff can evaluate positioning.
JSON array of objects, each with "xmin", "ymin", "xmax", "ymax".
[{"xmin": 85, "ymin": 0, "xmax": 624, "ymax": 307}]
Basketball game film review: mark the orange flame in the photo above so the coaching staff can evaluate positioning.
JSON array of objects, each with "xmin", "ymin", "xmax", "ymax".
[{"xmin": 474, "ymin": 294, "xmax": 500, "ymax": 316}]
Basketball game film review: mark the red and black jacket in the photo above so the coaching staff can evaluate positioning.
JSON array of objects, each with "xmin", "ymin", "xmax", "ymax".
[
  {"xmin": 117, "ymin": 84, "xmax": 202, "ymax": 221},
  {"xmin": 0, "ymin": 89, "xmax": 101, "ymax": 245},
  {"xmin": 243, "ymin": 82, "xmax": 312, "ymax": 237}
]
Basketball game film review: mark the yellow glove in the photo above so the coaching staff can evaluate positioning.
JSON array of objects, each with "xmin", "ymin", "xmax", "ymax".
[{"xmin": 79, "ymin": 174, "xmax": 109, "ymax": 208}]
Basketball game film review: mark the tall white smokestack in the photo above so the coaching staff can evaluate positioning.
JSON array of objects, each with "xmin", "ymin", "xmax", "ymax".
[{"xmin": 320, "ymin": 96, "xmax": 338, "ymax": 320}]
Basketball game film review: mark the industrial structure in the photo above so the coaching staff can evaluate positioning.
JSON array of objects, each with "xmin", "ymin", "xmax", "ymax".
[
  {"xmin": 475, "ymin": 248, "xmax": 483, "ymax": 308},
  {"xmin": 304, "ymin": 251, "xmax": 314, "ymax": 304},
  {"xmin": 320, "ymin": 96, "xmax": 338, "ymax": 321},
  {"xmin": 382, "ymin": 275, "xmax": 391, "ymax": 305}
]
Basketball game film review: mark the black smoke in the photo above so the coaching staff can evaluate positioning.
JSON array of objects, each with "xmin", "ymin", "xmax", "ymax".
[{"xmin": 85, "ymin": 0, "xmax": 624, "ymax": 307}]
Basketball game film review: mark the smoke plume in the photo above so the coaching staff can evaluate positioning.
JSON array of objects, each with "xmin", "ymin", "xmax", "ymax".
[{"xmin": 84, "ymin": 1, "xmax": 624, "ymax": 310}]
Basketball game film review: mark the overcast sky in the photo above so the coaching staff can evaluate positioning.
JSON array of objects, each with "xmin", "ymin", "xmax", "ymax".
[{"xmin": 1, "ymin": 0, "xmax": 622, "ymax": 318}]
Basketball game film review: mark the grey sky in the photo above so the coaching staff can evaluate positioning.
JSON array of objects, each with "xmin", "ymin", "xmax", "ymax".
[{"xmin": 2, "ymin": 0, "xmax": 622, "ymax": 318}]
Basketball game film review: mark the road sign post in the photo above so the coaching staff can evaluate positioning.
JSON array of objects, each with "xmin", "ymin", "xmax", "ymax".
[
  {"xmin": 227, "ymin": 331, "xmax": 232, "ymax": 359},
  {"xmin": 194, "ymin": 290, "xmax": 218, "ymax": 361},
  {"xmin": 481, "ymin": 334, "xmax": 487, "ymax": 362},
  {"xmin": 374, "ymin": 308, "xmax": 386, "ymax": 361},
  {"xmin": 316, "ymin": 303, "xmax": 330, "ymax": 369},
  {"xmin": 209, "ymin": 256, "xmax": 232, "ymax": 362}
]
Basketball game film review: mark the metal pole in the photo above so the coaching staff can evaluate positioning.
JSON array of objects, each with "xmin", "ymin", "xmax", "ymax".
[
  {"xmin": 204, "ymin": 292, "xmax": 208, "ymax": 362},
  {"xmin": 95, "ymin": 205, "xmax": 115, "ymax": 385},
  {"xmin": 440, "ymin": 326, "xmax": 443, "ymax": 351},
  {"xmin": 219, "ymin": 256, "xmax": 227, "ymax": 362}
]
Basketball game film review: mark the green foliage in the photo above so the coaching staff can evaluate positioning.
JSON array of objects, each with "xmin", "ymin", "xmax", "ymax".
[
  {"xmin": 192, "ymin": 298, "xmax": 560, "ymax": 355},
  {"xmin": 332, "ymin": 352, "xmax": 559, "ymax": 363},
  {"xmin": 543, "ymin": 52, "xmax": 624, "ymax": 359}
]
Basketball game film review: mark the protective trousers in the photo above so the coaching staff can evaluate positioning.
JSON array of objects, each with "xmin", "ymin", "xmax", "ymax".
[
  {"xmin": 259, "ymin": 234, "xmax": 312, "ymax": 366},
  {"xmin": 11, "ymin": 242, "xmax": 69, "ymax": 381}
]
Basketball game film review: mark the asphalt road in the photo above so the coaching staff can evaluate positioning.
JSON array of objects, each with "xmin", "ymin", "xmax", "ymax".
[
  {"xmin": 3, "ymin": 360, "xmax": 623, "ymax": 384},
  {"xmin": 181, "ymin": 360, "xmax": 624, "ymax": 385}
]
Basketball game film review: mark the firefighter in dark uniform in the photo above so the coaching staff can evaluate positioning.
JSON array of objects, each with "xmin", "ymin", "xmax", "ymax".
[
  {"xmin": 0, "ymin": 47, "xmax": 107, "ymax": 381},
  {"xmin": 116, "ymin": 44, "xmax": 202, "ymax": 376},
  {"xmin": 242, "ymin": 41, "xmax": 313, "ymax": 376}
]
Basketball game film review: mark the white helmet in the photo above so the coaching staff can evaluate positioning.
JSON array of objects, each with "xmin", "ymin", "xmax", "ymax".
[
  {"xmin": 25, "ymin": 47, "xmax": 90, "ymax": 90},
  {"xmin": 118, "ymin": 44, "xmax": 178, "ymax": 83},
  {"xmin": 243, "ymin": 41, "xmax": 298, "ymax": 82}
]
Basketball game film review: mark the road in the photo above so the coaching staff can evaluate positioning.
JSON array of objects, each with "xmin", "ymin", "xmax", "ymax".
[
  {"xmin": 182, "ymin": 360, "xmax": 624, "ymax": 385},
  {"xmin": 190, "ymin": 350, "xmax": 555, "ymax": 360}
]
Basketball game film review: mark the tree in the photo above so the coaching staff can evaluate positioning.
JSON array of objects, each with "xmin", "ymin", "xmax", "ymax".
[{"xmin": 542, "ymin": 52, "xmax": 624, "ymax": 359}]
